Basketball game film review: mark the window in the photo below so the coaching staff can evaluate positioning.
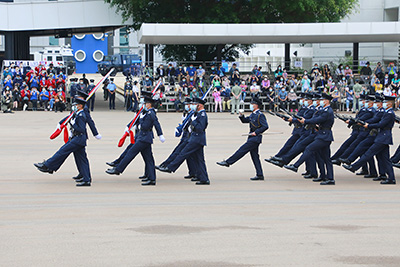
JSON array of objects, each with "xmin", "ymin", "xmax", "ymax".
[
  {"xmin": 47, "ymin": 56, "xmax": 53, "ymax": 61},
  {"xmin": 49, "ymin": 36, "xmax": 59, "ymax": 46},
  {"xmin": 119, "ymin": 27, "xmax": 129, "ymax": 47},
  {"xmin": 56, "ymin": 56, "xmax": 63, "ymax": 61}
]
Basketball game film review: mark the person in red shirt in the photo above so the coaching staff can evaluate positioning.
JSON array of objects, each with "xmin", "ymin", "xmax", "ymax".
[
  {"xmin": 56, "ymin": 76, "xmax": 65, "ymax": 91},
  {"xmin": 20, "ymin": 87, "xmax": 31, "ymax": 111},
  {"xmin": 35, "ymin": 64, "xmax": 46, "ymax": 76},
  {"xmin": 46, "ymin": 77, "xmax": 56, "ymax": 89}
]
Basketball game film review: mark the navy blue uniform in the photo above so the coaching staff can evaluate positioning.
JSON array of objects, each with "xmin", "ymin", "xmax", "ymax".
[
  {"xmin": 351, "ymin": 108, "xmax": 395, "ymax": 182},
  {"xmin": 225, "ymin": 109, "xmax": 269, "ymax": 177},
  {"xmin": 160, "ymin": 113, "xmax": 197, "ymax": 177},
  {"xmin": 167, "ymin": 109, "xmax": 209, "ymax": 183},
  {"xmin": 293, "ymin": 105, "xmax": 335, "ymax": 180},
  {"xmin": 275, "ymin": 106, "xmax": 306, "ymax": 157},
  {"xmin": 115, "ymin": 108, "xmax": 163, "ymax": 181},
  {"xmin": 44, "ymin": 110, "xmax": 92, "ymax": 182}
]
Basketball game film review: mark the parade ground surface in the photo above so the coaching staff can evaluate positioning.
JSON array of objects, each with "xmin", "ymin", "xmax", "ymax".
[{"xmin": 1, "ymin": 92, "xmax": 400, "ymax": 267}]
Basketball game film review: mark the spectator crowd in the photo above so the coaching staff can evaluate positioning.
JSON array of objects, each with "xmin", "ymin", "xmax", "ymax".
[{"xmin": 1, "ymin": 62, "xmax": 69, "ymax": 113}]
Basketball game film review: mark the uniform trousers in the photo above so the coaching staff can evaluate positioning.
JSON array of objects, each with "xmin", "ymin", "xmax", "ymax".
[
  {"xmin": 331, "ymin": 134, "xmax": 358, "ymax": 159},
  {"xmin": 275, "ymin": 133, "xmax": 301, "ymax": 158},
  {"xmin": 161, "ymin": 139, "xmax": 197, "ymax": 177},
  {"xmin": 114, "ymin": 143, "xmax": 149, "ymax": 177},
  {"xmin": 226, "ymin": 140, "xmax": 263, "ymax": 177},
  {"xmin": 352, "ymin": 143, "xmax": 395, "ymax": 181},
  {"xmin": 293, "ymin": 139, "xmax": 334, "ymax": 180},
  {"xmin": 347, "ymin": 136, "xmax": 378, "ymax": 175},
  {"xmin": 168, "ymin": 142, "xmax": 209, "ymax": 182},
  {"xmin": 45, "ymin": 140, "xmax": 91, "ymax": 182},
  {"xmin": 115, "ymin": 140, "xmax": 156, "ymax": 181},
  {"xmin": 390, "ymin": 145, "xmax": 400, "ymax": 163}
]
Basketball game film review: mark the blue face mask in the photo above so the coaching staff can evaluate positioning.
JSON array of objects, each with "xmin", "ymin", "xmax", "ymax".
[
  {"xmin": 320, "ymin": 100, "xmax": 325, "ymax": 107},
  {"xmin": 190, "ymin": 104, "xmax": 197, "ymax": 111},
  {"xmin": 250, "ymin": 104, "xmax": 254, "ymax": 111},
  {"xmin": 373, "ymin": 103, "xmax": 378, "ymax": 109},
  {"xmin": 304, "ymin": 101, "xmax": 309, "ymax": 107},
  {"xmin": 299, "ymin": 100, "xmax": 304, "ymax": 106},
  {"xmin": 365, "ymin": 103, "xmax": 369, "ymax": 108},
  {"xmin": 313, "ymin": 100, "xmax": 318, "ymax": 107},
  {"xmin": 185, "ymin": 105, "xmax": 190, "ymax": 111},
  {"xmin": 383, "ymin": 103, "xmax": 388, "ymax": 109},
  {"xmin": 143, "ymin": 105, "xmax": 149, "ymax": 111}
]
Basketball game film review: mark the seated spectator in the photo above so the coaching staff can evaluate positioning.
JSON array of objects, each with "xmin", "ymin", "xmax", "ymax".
[
  {"xmin": 56, "ymin": 76, "xmax": 65, "ymax": 91},
  {"xmin": 212, "ymin": 88, "xmax": 222, "ymax": 112},
  {"xmin": 250, "ymin": 81, "xmax": 260, "ymax": 99},
  {"xmin": 218, "ymin": 63, "xmax": 226, "ymax": 77},
  {"xmin": 300, "ymin": 75, "xmax": 311, "ymax": 93},
  {"xmin": 20, "ymin": 87, "xmax": 31, "ymax": 111},
  {"xmin": 229, "ymin": 63, "xmax": 239, "ymax": 74},
  {"xmin": 373, "ymin": 79, "xmax": 383, "ymax": 93},
  {"xmin": 315, "ymin": 75, "xmax": 326, "ymax": 93},
  {"xmin": 166, "ymin": 63, "xmax": 176, "ymax": 84},
  {"xmin": 287, "ymin": 75, "xmax": 298, "ymax": 91},
  {"xmin": 40, "ymin": 88, "xmax": 50, "ymax": 111},
  {"xmin": 392, "ymin": 73, "xmax": 400, "ymax": 92},
  {"xmin": 287, "ymin": 89, "xmax": 297, "ymax": 112},
  {"xmin": 12, "ymin": 86, "xmax": 20, "ymax": 111},
  {"xmin": 383, "ymin": 74, "xmax": 391, "ymax": 87},
  {"xmin": 265, "ymin": 88, "xmax": 275, "ymax": 111},
  {"xmin": 335, "ymin": 64, "xmax": 344, "ymax": 81},
  {"xmin": 374, "ymin": 62, "xmax": 384, "ymax": 81},
  {"xmin": 30, "ymin": 87, "xmax": 39, "ymax": 111},
  {"xmin": 222, "ymin": 76, "xmax": 231, "ymax": 91},
  {"xmin": 143, "ymin": 75, "xmax": 153, "ymax": 91},
  {"xmin": 255, "ymin": 67, "xmax": 263, "ymax": 83},
  {"xmin": 322, "ymin": 64, "xmax": 331, "ymax": 80},
  {"xmin": 173, "ymin": 87, "xmax": 184, "ymax": 112},
  {"xmin": 178, "ymin": 77, "xmax": 188, "ymax": 95},
  {"xmin": 261, "ymin": 76, "xmax": 270, "ymax": 94},
  {"xmin": 282, "ymin": 68, "xmax": 288, "ymax": 81},
  {"xmin": 383, "ymin": 84, "xmax": 392, "ymax": 97},
  {"xmin": 188, "ymin": 77, "xmax": 196, "ymax": 92},
  {"xmin": 186, "ymin": 64, "xmax": 197, "ymax": 79},
  {"xmin": 190, "ymin": 88, "xmax": 199, "ymax": 99},
  {"xmin": 345, "ymin": 87, "xmax": 354, "ymax": 112},
  {"xmin": 54, "ymin": 88, "xmax": 66, "ymax": 112},
  {"xmin": 3, "ymin": 75, "xmax": 13, "ymax": 89},
  {"xmin": 239, "ymin": 81, "xmax": 247, "ymax": 103},
  {"xmin": 209, "ymin": 65, "xmax": 219, "ymax": 82},
  {"xmin": 220, "ymin": 87, "xmax": 231, "ymax": 111},
  {"xmin": 274, "ymin": 65, "xmax": 283, "ymax": 79},
  {"xmin": 13, "ymin": 73, "xmax": 23, "ymax": 87},
  {"xmin": 230, "ymin": 69, "xmax": 240, "ymax": 85},
  {"xmin": 174, "ymin": 65, "xmax": 185, "ymax": 82},
  {"xmin": 212, "ymin": 76, "xmax": 221, "ymax": 91},
  {"xmin": 196, "ymin": 65, "xmax": 205, "ymax": 79},
  {"xmin": 360, "ymin": 62, "xmax": 372, "ymax": 84},
  {"xmin": 330, "ymin": 86, "xmax": 341, "ymax": 111},
  {"xmin": 278, "ymin": 87, "xmax": 288, "ymax": 109},
  {"xmin": 343, "ymin": 65, "xmax": 353, "ymax": 79},
  {"xmin": 3, "ymin": 66, "xmax": 12, "ymax": 78},
  {"xmin": 196, "ymin": 77, "xmax": 206, "ymax": 96},
  {"xmin": 156, "ymin": 64, "xmax": 165, "ymax": 80}
]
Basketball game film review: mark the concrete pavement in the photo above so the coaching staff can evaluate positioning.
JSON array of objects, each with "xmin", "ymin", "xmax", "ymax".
[{"xmin": 1, "ymin": 93, "xmax": 399, "ymax": 266}]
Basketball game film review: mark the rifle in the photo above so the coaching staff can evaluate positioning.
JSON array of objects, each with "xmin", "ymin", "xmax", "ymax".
[
  {"xmin": 50, "ymin": 68, "xmax": 115, "ymax": 143},
  {"xmin": 118, "ymin": 79, "xmax": 162, "ymax": 147},
  {"xmin": 280, "ymin": 108, "xmax": 303, "ymax": 121},
  {"xmin": 174, "ymin": 84, "xmax": 213, "ymax": 137}
]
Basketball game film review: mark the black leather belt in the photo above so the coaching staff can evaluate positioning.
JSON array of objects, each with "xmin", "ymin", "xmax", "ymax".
[{"xmin": 319, "ymin": 127, "xmax": 331, "ymax": 131}]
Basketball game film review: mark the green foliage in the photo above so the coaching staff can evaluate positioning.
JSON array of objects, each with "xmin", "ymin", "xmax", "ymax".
[{"xmin": 105, "ymin": 0, "xmax": 359, "ymax": 61}]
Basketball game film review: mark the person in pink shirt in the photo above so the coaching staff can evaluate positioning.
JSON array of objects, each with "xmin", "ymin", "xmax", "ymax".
[{"xmin": 212, "ymin": 88, "xmax": 222, "ymax": 112}]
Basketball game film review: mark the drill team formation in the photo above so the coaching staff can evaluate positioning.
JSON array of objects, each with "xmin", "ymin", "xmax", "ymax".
[{"xmin": 34, "ymin": 78, "xmax": 398, "ymax": 187}]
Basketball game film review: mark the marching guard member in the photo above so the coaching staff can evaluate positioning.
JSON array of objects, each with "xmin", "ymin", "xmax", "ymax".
[
  {"xmin": 216, "ymin": 97, "xmax": 269, "ymax": 180},
  {"xmin": 158, "ymin": 97, "xmax": 210, "ymax": 185},
  {"xmin": 105, "ymin": 96, "xmax": 165, "ymax": 186},
  {"xmin": 34, "ymin": 98, "xmax": 93, "ymax": 187},
  {"xmin": 343, "ymin": 95, "xmax": 396, "ymax": 185},
  {"xmin": 284, "ymin": 93, "xmax": 335, "ymax": 185},
  {"xmin": 156, "ymin": 98, "xmax": 197, "ymax": 180},
  {"xmin": 71, "ymin": 90, "xmax": 102, "ymax": 182}
]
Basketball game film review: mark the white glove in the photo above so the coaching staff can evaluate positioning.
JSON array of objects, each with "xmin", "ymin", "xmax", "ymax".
[
  {"xmin": 70, "ymin": 118, "xmax": 76, "ymax": 125},
  {"xmin": 56, "ymin": 123, "xmax": 61, "ymax": 131},
  {"xmin": 191, "ymin": 115, "xmax": 197, "ymax": 121},
  {"xmin": 159, "ymin": 135, "xmax": 166, "ymax": 143},
  {"xmin": 95, "ymin": 134, "xmax": 102, "ymax": 140}
]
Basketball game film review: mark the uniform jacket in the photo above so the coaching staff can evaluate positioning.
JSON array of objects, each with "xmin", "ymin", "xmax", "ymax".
[
  {"xmin": 189, "ymin": 109, "xmax": 208, "ymax": 146},
  {"xmin": 136, "ymin": 108, "xmax": 163, "ymax": 144},
  {"xmin": 368, "ymin": 108, "xmax": 395, "ymax": 145},
  {"xmin": 304, "ymin": 105, "xmax": 334, "ymax": 141},
  {"xmin": 70, "ymin": 110, "xmax": 88, "ymax": 146},
  {"xmin": 291, "ymin": 106, "xmax": 306, "ymax": 135},
  {"xmin": 239, "ymin": 109, "xmax": 269, "ymax": 144}
]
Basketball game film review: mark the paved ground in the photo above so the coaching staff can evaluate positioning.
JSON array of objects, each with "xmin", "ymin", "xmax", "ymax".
[{"xmin": 1, "ymin": 92, "xmax": 400, "ymax": 266}]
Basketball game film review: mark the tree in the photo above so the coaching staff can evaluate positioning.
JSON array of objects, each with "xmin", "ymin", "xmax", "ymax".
[{"xmin": 105, "ymin": 0, "xmax": 359, "ymax": 61}]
